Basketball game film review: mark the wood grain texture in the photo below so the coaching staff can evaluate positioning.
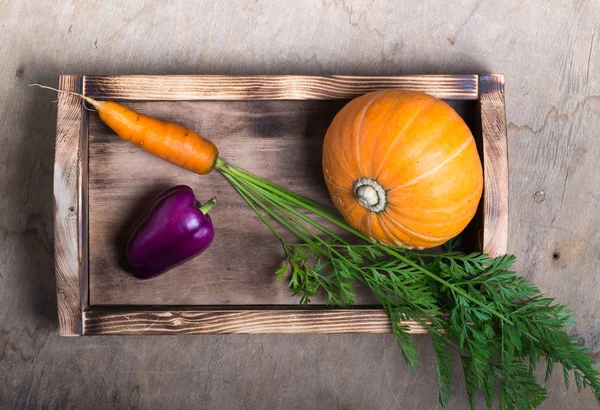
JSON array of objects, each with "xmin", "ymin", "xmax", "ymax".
[
  {"xmin": 480, "ymin": 74, "xmax": 509, "ymax": 256},
  {"xmin": 87, "ymin": 98, "xmax": 481, "ymax": 306},
  {"xmin": 53, "ymin": 75, "xmax": 84, "ymax": 336},
  {"xmin": 2, "ymin": 1, "xmax": 599, "ymax": 409},
  {"xmin": 83, "ymin": 309, "xmax": 431, "ymax": 335},
  {"xmin": 83, "ymin": 74, "xmax": 479, "ymax": 101}
]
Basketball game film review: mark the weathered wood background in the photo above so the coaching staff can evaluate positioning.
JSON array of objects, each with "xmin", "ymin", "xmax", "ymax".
[{"xmin": 1, "ymin": 1, "xmax": 598, "ymax": 408}]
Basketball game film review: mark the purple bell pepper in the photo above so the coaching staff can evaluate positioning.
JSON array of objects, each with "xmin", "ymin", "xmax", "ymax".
[{"xmin": 123, "ymin": 185, "xmax": 216, "ymax": 279}]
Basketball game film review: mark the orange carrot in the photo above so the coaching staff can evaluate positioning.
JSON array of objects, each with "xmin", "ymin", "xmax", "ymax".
[{"xmin": 31, "ymin": 84, "xmax": 219, "ymax": 174}]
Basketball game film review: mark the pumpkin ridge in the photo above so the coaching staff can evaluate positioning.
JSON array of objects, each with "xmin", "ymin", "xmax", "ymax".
[
  {"xmin": 365, "ymin": 212, "xmax": 375, "ymax": 239},
  {"xmin": 380, "ymin": 110, "xmax": 460, "ymax": 178},
  {"xmin": 368, "ymin": 213, "xmax": 393, "ymax": 246},
  {"xmin": 386, "ymin": 216, "xmax": 458, "ymax": 242},
  {"xmin": 373, "ymin": 97, "xmax": 437, "ymax": 180},
  {"xmin": 383, "ymin": 211, "xmax": 453, "ymax": 243},
  {"xmin": 385, "ymin": 200, "xmax": 478, "ymax": 237},
  {"xmin": 324, "ymin": 176, "xmax": 352, "ymax": 193},
  {"xmin": 331, "ymin": 111, "xmax": 360, "ymax": 181},
  {"xmin": 364, "ymin": 92, "xmax": 406, "ymax": 176},
  {"xmin": 355, "ymin": 91, "xmax": 384, "ymax": 177},
  {"xmin": 388, "ymin": 136, "xmax": 473, "ymax": 193},
  {"xmin": 346, "ymin": 202, "xmax": 358, "ymax": 212},
  {"xmin": 377, "ymin": 213, "xmax": 407, "ymax": 246},
  {"xmin": 386, "ymin": 188, "xmax": 481, "ymax": 215}
]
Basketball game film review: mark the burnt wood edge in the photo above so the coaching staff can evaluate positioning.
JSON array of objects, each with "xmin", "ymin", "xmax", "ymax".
[
  {"xmin": 82, "ymin": 74, "xmax": 479, "ymax": 101},
  {"xmin": 83, "ymin": 308, "xmax": 432, "ymax": 335},
  {"xmin": 479, "ymin": 74, "xmax": 509, "ymax": 256},
  {"xmin": 72, "ymin": 73, "xmax": 506, "ymax": 335},
  {"xmin": 55, "ymin": 75, "xmax": 85, "ymax": 336},
  {"xmin": 80, "ymin": 84, "xmax": 90, "ymax": 319}
]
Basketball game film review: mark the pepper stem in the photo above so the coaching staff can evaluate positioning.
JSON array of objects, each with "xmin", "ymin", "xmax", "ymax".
[{"xmin": 199, "ymin": 197, "xmax": 217, "ymax": 214}]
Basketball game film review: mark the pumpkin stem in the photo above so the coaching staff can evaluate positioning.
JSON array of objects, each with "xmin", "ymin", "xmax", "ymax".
[{"xmin": 353, "ymin": 178, "xmax": 386, "ymax": 212}]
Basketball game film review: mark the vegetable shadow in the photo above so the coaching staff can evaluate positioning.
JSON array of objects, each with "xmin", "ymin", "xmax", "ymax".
[{"xmin": 298, "ymin": 99, "xmax": 348, "ymax": 205}]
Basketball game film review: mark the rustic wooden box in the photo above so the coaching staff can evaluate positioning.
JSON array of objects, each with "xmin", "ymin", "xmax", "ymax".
[{"xmin": 54, "ymin": 74, "xmax": 507, "ymax": 336}]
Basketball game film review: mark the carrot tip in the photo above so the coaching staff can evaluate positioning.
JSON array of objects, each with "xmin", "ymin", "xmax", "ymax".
[{"xmin": 29, "ymin": 83, "xmax": 101, "ymax": 111}]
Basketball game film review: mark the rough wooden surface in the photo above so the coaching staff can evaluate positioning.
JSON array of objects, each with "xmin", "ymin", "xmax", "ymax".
[
  {"xmin": 87, "ymin": 97, "xmax": 479, "ymax": 307},
  {"xmin": 83, "ymin": 74, "xmax": 479, "ymax": 100},
  {"xmin": 1, "ymin": 1, "xmax": 599, "ymax": 409},
  {"xmin": 83, "ymin": 309, "xmax": 430, "ymax": 335},
  {"xmin": 480, "ymin": 74, "xmax": 509, "ymax": 256},
  {"xmin": 53, "ymin": 75, "xmax": 84, "ymax": 335},
  {"xmin": 87, "ymin": 99, "xmax": 358, "ymax": 306}
]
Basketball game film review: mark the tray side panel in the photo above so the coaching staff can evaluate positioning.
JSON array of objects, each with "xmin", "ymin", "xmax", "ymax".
[
  {"xmin": 54, "ymin": 75, "xmax": 84, "ymax": 336},
  {"xmin": 480, "ymin": 74, "xmax": 509, "ymax": 256},
  {"xmin": 83, "ymin": 75, "xmax": 479, "ymax": 101},
  {"xmin": 83, "ymin": 309, "xmax": 431, "ymax": 335}
]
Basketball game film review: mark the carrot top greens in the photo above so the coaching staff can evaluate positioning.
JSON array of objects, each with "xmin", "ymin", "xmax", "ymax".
[
  {"xmin": 216, "ymin": 158, "xmax": 600, "ymax": 410},
  {"xmin": 33, "ymin": 83, "xmax": 599, "ymax": 409}
]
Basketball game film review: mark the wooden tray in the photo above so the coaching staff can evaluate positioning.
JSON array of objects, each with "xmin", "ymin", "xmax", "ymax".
[{"xmin": 53, "ymin": 74, "xmax": 507, "ymax": 336}]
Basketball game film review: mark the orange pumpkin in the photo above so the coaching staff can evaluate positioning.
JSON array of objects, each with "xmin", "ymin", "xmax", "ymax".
[{"xmin": 322, "ymin": 90, "xmax": 483, "ymax": 249}]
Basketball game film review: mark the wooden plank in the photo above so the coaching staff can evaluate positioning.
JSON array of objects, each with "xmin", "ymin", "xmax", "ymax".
[
  {"xmin": 86, "ymin": 99, "xmax": 355, "ymax": 306},
  {"xmin": 54, "ymin": 75, "xmax": 84, "ymax": 336},
  {"xmin": 83, "ymin": 309, "xmax": 431, "ymax": 335},
  {"xmin": 480, "ymin": 74, "xmax": 509, "ymax": 256},
  {"xmin": 83, "ymin": 74, "xmax": 479, "ymax": 101}
]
